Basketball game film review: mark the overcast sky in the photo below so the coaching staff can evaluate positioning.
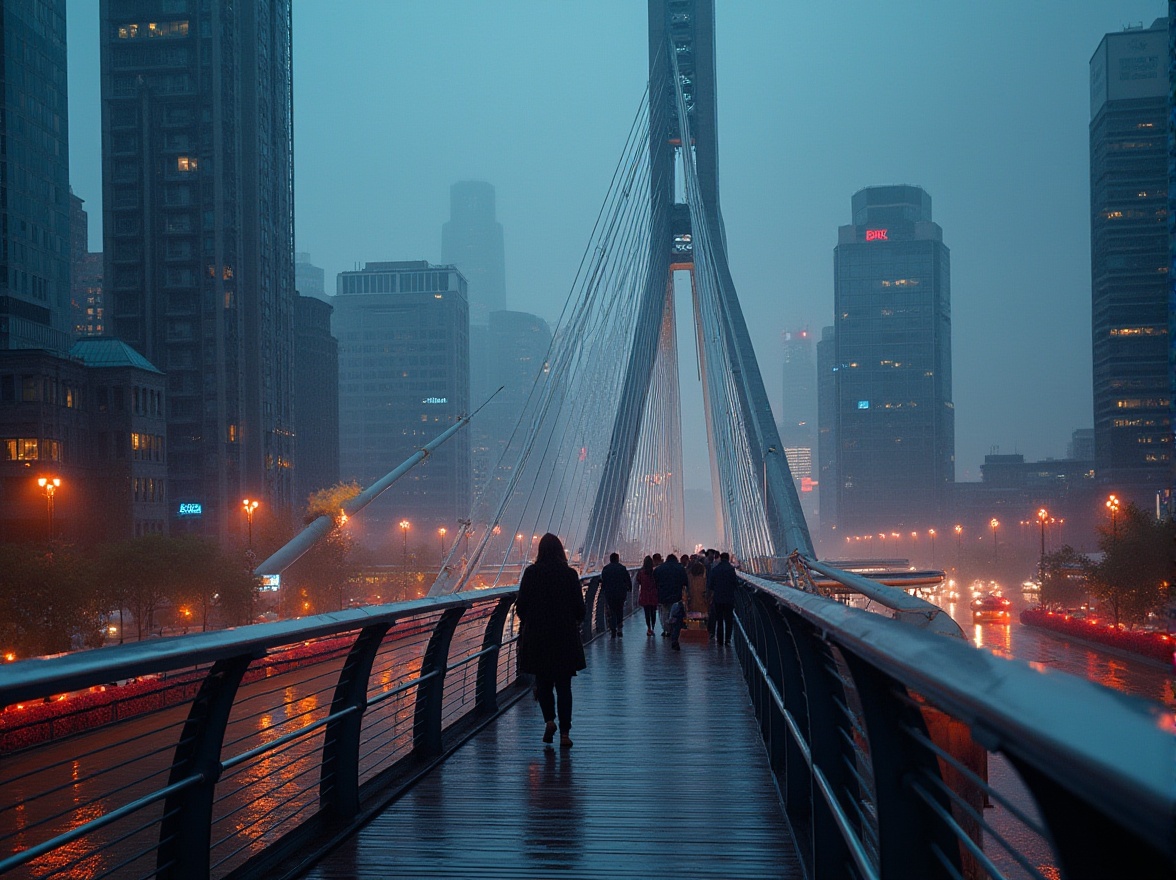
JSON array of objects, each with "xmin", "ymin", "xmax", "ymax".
[{"xmin": 66, "ymin": 1, "xmax": 1165, "ymax": 487}]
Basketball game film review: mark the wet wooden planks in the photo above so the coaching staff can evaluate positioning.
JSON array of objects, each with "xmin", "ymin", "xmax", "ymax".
[{"xmin": 303, "ymin": 628, "xmax": 802, "ymax": 879}]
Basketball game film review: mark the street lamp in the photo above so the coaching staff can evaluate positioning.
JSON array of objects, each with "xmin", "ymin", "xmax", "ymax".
[
  {"xmin": 990, "ymin": 518, "xmax": 1000, "ymax": 563},
  {"xmin": 438, "ymin": 527, "xmax": 447, "ymax": 560},
  {"xmin": 516, "ymin": 533, "xmax": 525, "ymax": 564},
  {"xmin": 37, "ymin": 476, "xmax": 61, "ymax": 540},
  {"xmin": 1105, "ymin": 494, "xmax": 1120, "ymax": 544},
  {"xmin": 928, "ymin": 529, "xmax": 936, "ymax": 568},
  {"xmin": 241, "ymin": 498, "xmax": 259, "ymax": 549},
  {"xmin": 1037, "ymin": 508, "xmax": 1049, "ymax": 586},
  {"xmin": 954, "ymin": 524, "xmax": 962, "ymax": 573}
]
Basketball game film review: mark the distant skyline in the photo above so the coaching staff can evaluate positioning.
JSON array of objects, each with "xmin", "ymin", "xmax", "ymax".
[{"xmin": 65, "ymin": 1, "xmax": 1166, "ymax": 486}]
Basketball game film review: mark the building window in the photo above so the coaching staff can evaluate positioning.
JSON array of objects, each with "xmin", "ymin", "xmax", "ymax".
[
  {"xmin": 116, "ymin": 20, "xmax": 189, "ymax": 39},
  {"xmin": 177, "ymin": 156, "xmax": 197, "ymax": 172}
]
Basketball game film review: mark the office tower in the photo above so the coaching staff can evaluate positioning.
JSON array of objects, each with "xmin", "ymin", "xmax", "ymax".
[
  {"xmin": 780, "ymin": 328, "xmax": 816, "ymax": 481},
  {"xmin": 1090, "ymin": 18, "xmax": 1171, "ymax": 500},
  {"xmin": 816, "ymin": 325, "xmax": 837, "ymax": 547},
  {"xmin": 471, "ymin": 310, "xmax": 551, "ymax": 491},
  {"xmin": 100, "ymin": 1, "xmax": 296, "ymax": 538},
  {"xmin": 0, "ymin": 0, "xmax": 71, "ymax": 354},
  {"xmin": 293, "ymin": 294, "xmax": 339, "ymax": 510},
  {"xmin": 441, "ymin": 181, "xmax": 506, "ymax": 325},
  {"xmin": 296, "ymin": 252, "xmax": 328, "ymax": 303},
  {"xmin": 335, "ymin": 262, "xmax": 470, "ymax": 534},
  {"xmin": 70, "ymin": 192, "xmax": 104, "ymax": 337},
  {"xmin": 831, "ymin": 185, "xmax": 954, "ymax": 535}
]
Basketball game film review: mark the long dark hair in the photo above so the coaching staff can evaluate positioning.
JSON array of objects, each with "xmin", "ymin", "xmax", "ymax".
[
  {"xmin": 641, "ymin": 555, "xmax": 654, "ymax": 575},
  {"xmin": 535, "ymin": 532, "xmax": 567, "ymax": 566}
]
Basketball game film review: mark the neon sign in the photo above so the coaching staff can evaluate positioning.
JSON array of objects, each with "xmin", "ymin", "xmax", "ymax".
[
  {"xmin": 422, "ymin": 397, "xmax": 448, "ymax": 405},
  {"xmin": 177, "ymin": 502, "xmax": 203, "ymax": 516},
  {"xmin": 865, "ymin": 229, "xmax": 888, "ymax": 241}
]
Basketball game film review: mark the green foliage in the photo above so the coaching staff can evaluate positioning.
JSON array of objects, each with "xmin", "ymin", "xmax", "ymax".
[
  {"xmin": 1088, "ymin": 503, "xmax": 1174, "ymax": 628},
  {"xmin": 0, "ymin": 544, "xmax": 101, "ymax": 657},
  {"xmin": 1038, "ymin": 545, "xmax": 1092, "ymax": 610}
]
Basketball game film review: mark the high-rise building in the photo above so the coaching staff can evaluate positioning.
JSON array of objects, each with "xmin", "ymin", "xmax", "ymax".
[
  {"xmin": 70, "ymin": 191, "xmax": 104, "ymax": 338},
  {"xmin": 1090, "ymin": 18, "xmax": 1171, "ymax": 501},
  {"xmin": 830, "ymin": 185, "xmax": 954, "ymax": 535},
  {"xmin": 100, "ymin": 0, "xmax": 296, "ymax": 538},
  {"xmin": 816, "ymin": 325, "xmax": 837, "ymax": 548},
  {"xmin": 296, "ymin": 252, "xmax": 327, "ymax": 303},
  {"xmin": 335, "ymin": 262, "xmax": 470, "ymax": 535},
  {"xmin": 471, "ymin": 310, "xmax": 551, "ymax": 491},
  {"xmin": 293, "ymin": 294, "xmax": 338, "ymax": 510},
  {"xmin": 441, "ymin": 181, "xmax": 506, "ymax": 325},
  {"xmin": 0, "ymin": 0, "xmax": 71, "ymax": 355}
]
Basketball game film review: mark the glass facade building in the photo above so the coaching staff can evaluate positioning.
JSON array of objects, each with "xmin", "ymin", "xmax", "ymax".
[
  {"xmin": 100, "ymin": 0, "xmax": 296, "ymax": 538},
  {"xmin": 1090, "ymin": 18, "xmax": 1172, "ymax": 501},
  {"xmin": 830, "ymin": 185, "xmax": 954, "ymax": 535},
  {"xmin": 335, "ymin": 262, "xmax": 470, "ymax": 536},
  {"xmin": 441, "ymin": 181, "xmax": 506, "ymax": 326},
  {"xmin": 0, "ymin": 0, "xmax": 72, "ymax": 355}
]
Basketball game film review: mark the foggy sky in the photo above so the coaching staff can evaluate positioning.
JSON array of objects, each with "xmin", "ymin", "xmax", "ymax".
[{"xmin": 65, "ymin": 1, "xmax": 1165, "ymax": 488}]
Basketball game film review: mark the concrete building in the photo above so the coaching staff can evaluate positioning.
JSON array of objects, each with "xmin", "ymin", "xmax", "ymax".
[
  {"xmin": 335, "ymin": 262, "xmax": 470, "ymax": 537},
  {"xmin": 441, "ymin": 182, "xmax": 506, "ymax": 326},
  {"xmin": 296, "ymin": 252, "xmax": 328, "ymax": 303},
  {"xmin": 1089, "ymin": 18, "xmax": 1172, "ymax": 503},
  {"xmin": 70, "ymin": 192, "xmax": 104, "ymax": 338},
  {"xmin": 100, "ymin": 0, "xmax": 296, "ymax": 539},
  {"xmin": 0, "ymin": 0, "xmax": 72, "ymax": 355},
  {"xmin": 829, "ymin": 185, "xmax": 954, "ymax": 535}
]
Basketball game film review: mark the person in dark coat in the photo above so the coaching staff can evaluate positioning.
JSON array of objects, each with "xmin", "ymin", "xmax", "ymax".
[
  {"xmin": 707, "ymin": 551, "xmax": 738, "ymax": 645},
  {"xmin": 516, "ymin": 533, "xmax": 586, "ymax": 747},
  {"xmin": 600, "ymin": 552, "xmax": 631, "ymax": 638},
  {"xmin": 636, "ymin": 555, "xmax": 659, "ymax": 635},
  {"xmin": 653, "ymin": 553, "xmax": 687, "ymax": 637}
]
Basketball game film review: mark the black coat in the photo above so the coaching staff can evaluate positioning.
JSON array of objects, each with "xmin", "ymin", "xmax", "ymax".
[
  {"xmin": 654, "ymin": 559, "xmax": 687, "ymax": 605},
  {"xmin": 600, "ymin": 560, "xmax": 632, "ymax": 603},
  {"xmin": 516, "ymin": 560, "xmax": 587, "ymax": 680},
  {"xmin": 707, "ymin": 559, "xmax": 739, "ymax": 604}
]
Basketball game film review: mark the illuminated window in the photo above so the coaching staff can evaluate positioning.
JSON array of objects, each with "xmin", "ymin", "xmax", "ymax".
[
  {"xmin": 1109, "ymin": 326, "xmax": 1165, "ymax": 337},
  {"xmin": 177, "ymin": 156, "xmax": 197, "ymax": 172},
  {"xmin": 117, "ymin": 20, "xmax": 188, "ymax": 39},
  {"xmin": 227, "ymin": 424, "xmax": 238, "ymax": 442}
]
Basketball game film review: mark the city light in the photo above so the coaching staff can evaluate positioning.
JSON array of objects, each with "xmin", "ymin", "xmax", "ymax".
[
  {"xmin": 241, "ymin": 498, "xmax": 259, "ymax": 549},
  {"xmin": 438, "ymin": 526, "xmax": 447, "ymax": 559},
  {"xmin": 37, "ymin": 476, "xmax": 61, "ymax": 540}
]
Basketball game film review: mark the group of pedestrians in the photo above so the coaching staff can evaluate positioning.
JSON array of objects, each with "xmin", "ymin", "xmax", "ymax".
[{"xmin": 515, "ymin": 533, "xmax": 740, "ymax": 747}]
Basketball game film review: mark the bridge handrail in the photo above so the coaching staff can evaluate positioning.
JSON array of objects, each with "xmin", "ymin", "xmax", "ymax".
[
  {"xmin": 737, "ymin": 572, "xmax": 1174, "ymax": 878},
  {"xmin": 0, "ymin": 575, "xmax": 618, "ymax": 879}
]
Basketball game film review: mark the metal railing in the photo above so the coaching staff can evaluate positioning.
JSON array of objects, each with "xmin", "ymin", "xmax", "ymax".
[
  {"xmin": 731, "ymin": 571, "xmax": 1174, "ymax": 880},
  {"xmin": 0, "ymin": 574, "xmax": 612, "ymax": 880}
]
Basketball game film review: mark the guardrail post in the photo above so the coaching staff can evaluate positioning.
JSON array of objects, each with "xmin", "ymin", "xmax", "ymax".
[
  {"xmin": 582, "ymin": 576, "xmax": 601, "ymax": 641},
  {"xmin": 769, "ymin": 605, "xmax": 815, "ymax": 833},
  {"xmin": 788, "ymin": 617, "xmax": 856, "ymax": 879},
  {"xmin": 749, "ymin": 592, "xmax": 790, "ymax": 792},
  {"xmin": 156, "ymin": 655, "xmax": 252, "ymax": 880},
  {"xmin": 321, "ymin": 622, "xmax": 391, "ymax": 819},
  {"xmin": 413, "ymin": 607, "xmax": 465, "ymax": 758},
  {"xmin": 840, "ymin": 653, "xmax": 960, "ymax": 880},
  {"xmin": 475, "ymin": 597, "xmax": 515, "ymax": 714}
]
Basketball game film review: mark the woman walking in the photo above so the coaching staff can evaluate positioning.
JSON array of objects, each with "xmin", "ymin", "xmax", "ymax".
[
  {"xmin": 636, "ymin": 555, "xmax": 658, "ymax": 636},
  {"xmin": 516, "ymin": 533, "xmax": 586, "ymax": 747}
]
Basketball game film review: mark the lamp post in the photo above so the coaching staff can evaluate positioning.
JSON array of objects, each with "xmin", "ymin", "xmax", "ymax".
[
  {"xmin": 928, "ymin": 529, "xmax": 936, "ymax": 568},
  {"xmin": 1037, "ymin": 508, "xmax": 1049, "ymax": 586},
  {"xmin": 37, "ymin": 476, "xmax": 60, "ymax": 540},
  {"xmin": 1105, "ymin": 494, "xmax": 1120, "ymax": 544},
  {"xmin": 990, "ymin": 518, "xmax": 999, "ymax": 564},
  {"xmin": 954, "ymin": 524, "xmax": 962, "ymax": 573},
  {"xmin": 438, "ymin": 527, "xmax": 447, "ymax": 560},
  {"xmin": 516, "ymin": 533, "xmax": 525, "ymax": 564},
  {"xmin": 241, "ymin": 498, "xmax": 259, "ymax": 550}
]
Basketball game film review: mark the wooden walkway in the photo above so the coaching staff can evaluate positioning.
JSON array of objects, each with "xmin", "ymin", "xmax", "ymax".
[{"xmin": 303, "ymin": 626, "xmax": 802, "ymax": 879}]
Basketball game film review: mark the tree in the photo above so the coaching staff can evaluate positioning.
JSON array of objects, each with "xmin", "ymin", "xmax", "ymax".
[
  {"xmin": 1039, "ymin": 545, "xmax": 1092, "ymax": 610},
  {"xmin": 1088, "ymin": 502, "xmax": 1173, "ymax": 628},
  {"xmin": 0, "ymin": 544, "xmax": 102, "ymax": 657},
  {"xmin": 284, "ymin": 482, "xmax": 363, "ymax": 615}
]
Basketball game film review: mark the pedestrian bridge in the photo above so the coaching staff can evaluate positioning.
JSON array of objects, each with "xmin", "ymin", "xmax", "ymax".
[{"xmin": 1, "ymin": 571, "xmax": 1169, "ymax": 880}]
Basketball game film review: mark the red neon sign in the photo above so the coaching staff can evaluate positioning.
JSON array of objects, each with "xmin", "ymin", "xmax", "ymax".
[{"xmin": 865, "ymin": 229, "xmax": 888, "ymax": 241}]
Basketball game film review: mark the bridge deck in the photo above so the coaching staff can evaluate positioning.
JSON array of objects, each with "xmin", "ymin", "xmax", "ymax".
[{"xmin": 303, "ymin": 626, "xmax": 802, "ymax": 878}]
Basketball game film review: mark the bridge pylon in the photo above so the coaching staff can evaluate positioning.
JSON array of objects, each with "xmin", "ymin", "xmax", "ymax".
[{"xmin": 584, "ymin": 0, "xmax": 813, "ymax": 569}]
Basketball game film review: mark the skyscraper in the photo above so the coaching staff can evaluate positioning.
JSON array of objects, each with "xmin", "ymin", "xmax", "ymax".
[
  {"xmin": 100, "ymin": 1, "xmax": 296, "ymax": 538},
  {"xmin": 816, "ymin": 325, "xmax": 837, "ymax": 549},
  {"xmin": 296, "ymin": 252, "xmax": 328, "ymax": 303},
  {"xmin": 1089, "ymin": 18, "xmax": 1171, "ymax": 500},
  {"xmin": 441, "ymin": 181, "xmax": 506, "ymax": 325},
  {"xmin": 335, "ymin": 262, "xmax": 470, "ymax": 534},
  {"xmin": 0, "ymin": 0, "xmax": 71, "ymax": 355},
  {"xmin": 830, "ymin": 185, "xmax": 954, "ymax": 535},
  {"xmin": 70, "ymin": 191, "xmax": 104, "ymax": 338},
  {"xmin": 293, "ymin": 295, "xmax": 338, "ymax": 511}
]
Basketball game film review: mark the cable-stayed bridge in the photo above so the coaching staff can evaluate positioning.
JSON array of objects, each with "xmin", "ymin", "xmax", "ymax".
[{"xmin": 0, "ymin": 3, "xmax": 1170, "ymax": 879}]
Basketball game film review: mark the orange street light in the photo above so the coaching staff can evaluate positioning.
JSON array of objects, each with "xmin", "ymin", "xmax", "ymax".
[
  {"xmin": 438, "ymin": 526, "xmax": 447, "ymax": 559},
  {"xmin": 242, "ymin": 498, "xmax": 259, "ymax": 549},
  {"xmin": 1105, "ymin": 494, "xmax": 1120, "ymax": 543},
  {"xmin": 990, "ymin": 518, "xmax": 1000, "ymax": 563},
  {"xmin": 37, "ymin": 476, "xmax": 61, "ymax": 539}
]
